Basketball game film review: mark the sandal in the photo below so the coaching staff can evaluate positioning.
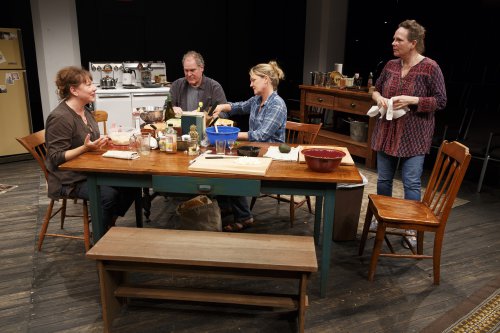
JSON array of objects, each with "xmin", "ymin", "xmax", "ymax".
[{"xmin": 223, "ymin": 218, "xmax": 254, "ymax": 232}]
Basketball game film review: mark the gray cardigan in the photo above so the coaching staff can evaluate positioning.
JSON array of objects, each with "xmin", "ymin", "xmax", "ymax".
[{"xmin": 45, "ymin": 102, "xmax": 100, "ymax": 199}]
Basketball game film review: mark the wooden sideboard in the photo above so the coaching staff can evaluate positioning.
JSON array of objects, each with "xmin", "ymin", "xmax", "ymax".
[{"xmin": 299, "ymin": 85, "xmax": 376, "ymax": 168}]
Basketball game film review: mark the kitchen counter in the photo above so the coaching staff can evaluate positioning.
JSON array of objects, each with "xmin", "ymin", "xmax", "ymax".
[{"xmin": 96, "ymin": 86, "xmax": 170, "ymax": 94}]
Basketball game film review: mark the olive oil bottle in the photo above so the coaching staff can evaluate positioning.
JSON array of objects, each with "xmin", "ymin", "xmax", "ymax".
[{"xmin": 163, "ymin": 92, "xmax": 176, "ymax": 121}]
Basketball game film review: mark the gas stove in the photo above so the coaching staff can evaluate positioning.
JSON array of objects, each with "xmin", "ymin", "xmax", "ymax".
[{"xmin": 89, "ymin": 61, "xmax": 167, "ymax": 88}]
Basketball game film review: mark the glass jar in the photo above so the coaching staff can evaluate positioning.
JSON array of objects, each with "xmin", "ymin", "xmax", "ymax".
[{"xmin": 165, "ymin": 124, "xmax": 177, "ymax": 153}]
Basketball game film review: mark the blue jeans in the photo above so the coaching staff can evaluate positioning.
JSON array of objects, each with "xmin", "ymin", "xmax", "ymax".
[
  {"xmin": 217, "ymin": 196, "xmax": 252, "ymax": 222},
  {"xmin": 376, "ymin": 151, "xmax": 425, "ymax": 201},
  {"xmin": 61, "ymin": 182, "xmax": 138, "ymax": 228}
]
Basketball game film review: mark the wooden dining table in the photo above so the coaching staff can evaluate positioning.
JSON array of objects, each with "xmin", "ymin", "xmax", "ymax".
[{"xmin": 60, "ymin": 143, "xmax": 362, "ymax": 297}]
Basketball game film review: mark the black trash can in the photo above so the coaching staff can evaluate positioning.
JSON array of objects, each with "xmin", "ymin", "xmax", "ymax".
[{"xmin": 333, "ymin": 173, "xmax": 368, "ymax": 241}]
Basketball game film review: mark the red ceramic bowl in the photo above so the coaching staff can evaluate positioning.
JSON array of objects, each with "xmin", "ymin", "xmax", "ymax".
[{"xmin": 302, "ymin": 148, "xmax": 346, "ymax": 172}]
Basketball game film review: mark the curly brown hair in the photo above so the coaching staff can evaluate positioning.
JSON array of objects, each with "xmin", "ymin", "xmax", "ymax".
[{"xmin": 55, "ymin": 66, "xmax": 92, "ymax": 100}]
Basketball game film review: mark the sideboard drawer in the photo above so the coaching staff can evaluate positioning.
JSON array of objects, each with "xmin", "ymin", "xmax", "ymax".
[
  {"xmin": 152, "ymin": 176, "xmax": 261, "ymax": 196},
  {"xmin": 336, "ymin": 97, "xmax": 373, "ymax": 115},
  {"xmin": 306, "ymin": 92, "xmax": 335, "ymax": 108}
]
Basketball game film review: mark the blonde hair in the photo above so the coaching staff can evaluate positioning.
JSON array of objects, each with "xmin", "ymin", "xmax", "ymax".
[
  {"xmin": 55, "ymin": 66, "xmax": 92, "ymax": 100},
  {"xmin": 249, "ymin": 61, "xmax": 285, "ymax": 90}
]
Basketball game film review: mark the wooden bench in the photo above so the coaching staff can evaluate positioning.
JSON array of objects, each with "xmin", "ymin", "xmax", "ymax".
[{"xmin": 86, "ymin": 227, "xmax": 318, "ymax": 332}]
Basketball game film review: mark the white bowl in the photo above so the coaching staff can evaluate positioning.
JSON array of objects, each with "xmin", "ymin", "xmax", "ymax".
[{"xmin": 108, "ymin": 128, "xmax": 138, "ymax": 146}]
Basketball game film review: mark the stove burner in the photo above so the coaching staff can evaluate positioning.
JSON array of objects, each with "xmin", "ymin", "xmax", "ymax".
[
  {"xmin": 122, "ymin": 85, "xmax": 140, "ymax": 89},
  {"xmin": 100, "ymin": 86, "xmax": 116, "ymax": 90}
]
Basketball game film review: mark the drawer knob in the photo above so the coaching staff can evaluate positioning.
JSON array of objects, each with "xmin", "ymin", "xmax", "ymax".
[
  {"xmin": 197, "ymin": 184, "xmax": 213, "ymax": 194},
  {"xmin": 317, "ymin": 98, "xmax": 324, "ymax": 102},
  {"xmin": 350, "ymin": 103, "xmax": 356, "ymax": 108}
]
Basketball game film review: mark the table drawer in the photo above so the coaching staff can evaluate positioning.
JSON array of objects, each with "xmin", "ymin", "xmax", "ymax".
[
  {"xmin": 152, "ymin": 176, "xmax": 261, "ymax": 196},
  {"xmin": 306, "ymin": 92, "xmax": 335, "ymax": 108},
  {"xmin": 336, "ymin": 97, "xmax": 373, "ymax": 115}
]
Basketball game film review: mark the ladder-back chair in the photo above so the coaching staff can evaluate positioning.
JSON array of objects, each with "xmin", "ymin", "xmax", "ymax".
[
  {"xmin": 250, "ymin": 121, "xmax": 322, "ymax": 227},
  {"xmin": 359, "ymin": 141, "xmax": 471, "ymax": 284},
  {"xmin": 16, "ymin": 130, "xmax": 91, "ymax": 251},
  {"xmin": 92, "ymin": 110, "xmax": 108, "ymax": 135}
]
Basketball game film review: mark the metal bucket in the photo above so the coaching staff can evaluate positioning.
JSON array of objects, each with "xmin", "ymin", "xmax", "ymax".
[{"xmin": 343, "ymin": 118, "xmax": 368, "ymax": 142}]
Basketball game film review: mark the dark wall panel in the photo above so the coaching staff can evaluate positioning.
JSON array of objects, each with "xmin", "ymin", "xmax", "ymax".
[{"xmin": 76, "ymin": 0, "xmax": 306, "ymax": 104}]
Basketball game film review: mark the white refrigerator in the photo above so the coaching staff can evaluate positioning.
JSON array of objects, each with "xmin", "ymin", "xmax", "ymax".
[{"xmin": 0, "ymin": 27, "xmax": 32, "ymax": 157}]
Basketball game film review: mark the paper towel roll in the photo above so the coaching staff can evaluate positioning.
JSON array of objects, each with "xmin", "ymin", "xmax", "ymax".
[{"xmin": 334, "ymin": 63, "xmax": 343, "ymax": 74}]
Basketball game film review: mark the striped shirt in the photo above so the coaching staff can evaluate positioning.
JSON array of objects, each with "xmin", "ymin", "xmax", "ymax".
[{"xmin": 371, "ymin": 57, "xmax": 447, "ymax": 157}]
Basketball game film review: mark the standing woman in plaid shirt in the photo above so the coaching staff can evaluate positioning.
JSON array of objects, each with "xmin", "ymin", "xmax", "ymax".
[{"xmin": 370, "ymin": 20, "xmax": 447, "ymax": 247}]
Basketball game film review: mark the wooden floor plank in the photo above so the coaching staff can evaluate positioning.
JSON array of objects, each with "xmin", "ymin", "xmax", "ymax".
[{"xmin": 0, "ymin": 159, "xmax": 499, "ymax": 332}]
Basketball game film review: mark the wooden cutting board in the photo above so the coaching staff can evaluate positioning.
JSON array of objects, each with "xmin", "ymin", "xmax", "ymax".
[
  {"xmin": 188, "ymin": 156, "xmax": 273, "ymax": 176},
  {"xmin": 298, "ymin": 146, "xmax": 355, "ymax": 165}
]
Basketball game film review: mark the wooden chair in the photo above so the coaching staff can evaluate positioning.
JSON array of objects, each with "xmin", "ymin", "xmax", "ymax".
[
  {"xmin": 92, "ymin": 110, "xmax": 108, "ymax": 135},
  {"xmin": 358, "ymin": 141, "xmax": 471, "ymax": 284},
  {"xmin": 250, "ymin": 121, "xmax": 322, "ymax": 227},
  {"xmin": 16, "ymin": 130, "xmax": 91, "ymax": 251}
]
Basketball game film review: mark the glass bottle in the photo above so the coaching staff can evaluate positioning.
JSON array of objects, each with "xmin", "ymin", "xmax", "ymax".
[
  {"xmin": 367, "ymin": 72, "xmax": 374, "ymax": 88},
  {"xmin": 163, "ymin": 92, "xmax": 176, "ymax": 122},
  {"xmin": 354, "ymin": 73, "xmax": 362, "ymax": 89}
]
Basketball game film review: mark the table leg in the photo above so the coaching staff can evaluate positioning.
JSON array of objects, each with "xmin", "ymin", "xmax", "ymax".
[
  {"xmin": 319, "ymin": 189, "xmax": 335, "ymax": 297},
  {"xmin": 134, "ymin": 189, "xmax": 143, "ymax": 228},
  {"xmin": 88, "ymin": 175, "xmax": 105, "ymax": 242},
  {"xmin": 314, "ymin": 196, "xmax": 323, "ymax": 245},
  {"xmin": 142, "ymin": 187, "xmax": 152, "ymax": 222}
]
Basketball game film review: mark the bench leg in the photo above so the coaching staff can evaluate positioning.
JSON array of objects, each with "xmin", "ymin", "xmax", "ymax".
[
  {"xmin": 298, "ymin": 273, "xmax": 308, "ymax": 333},
  {"xmin": 97, "ymin": 261, "xmax": 125, "ymax": 332}
]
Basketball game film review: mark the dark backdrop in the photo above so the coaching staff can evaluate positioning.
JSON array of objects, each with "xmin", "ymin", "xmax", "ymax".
[
  {"xmin": 344, "ymin": 0, "xmax": 498, "ymax": 84},
  {"xmin": 75, "ymin": 0, "xmax": 306, "ymax": 105}
]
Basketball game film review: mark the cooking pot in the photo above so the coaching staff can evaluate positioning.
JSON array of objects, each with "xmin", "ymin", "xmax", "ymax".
[
  {"xmin": 343, "ymin": 118, "xmax": 368, "ymax": 142},
  {"xmin": 100, "ymin": 75, "xmax": 118, "ymax": 88},
  {"xmin": 136, "ymin": 106, "xmax": 164, "ymax": 123}
]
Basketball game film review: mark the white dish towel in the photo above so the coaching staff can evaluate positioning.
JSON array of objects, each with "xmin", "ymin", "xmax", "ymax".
[
  {"xmin": 102, "ymin": 150, "xmax": 140, "ymax": 160},
  {"xmin": 367, "ymin": 97, "xmax": 409, "ymax": 120},
  {"xmin": 263, "ymin": 146, "xmax": 300, "ymax": 161}
]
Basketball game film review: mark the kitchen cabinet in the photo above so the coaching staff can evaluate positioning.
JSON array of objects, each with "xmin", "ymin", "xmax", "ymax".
[
  {"xmin": 299, "ymin": 85, "xmax": 376, "ymax": 168},
  {"xmin": 94, "ymin": 87, "xmax": 169, "ymax": 130},
  {"xmin": 95, "ymin": 92, "xmax": 132, "ymax": 129}
]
